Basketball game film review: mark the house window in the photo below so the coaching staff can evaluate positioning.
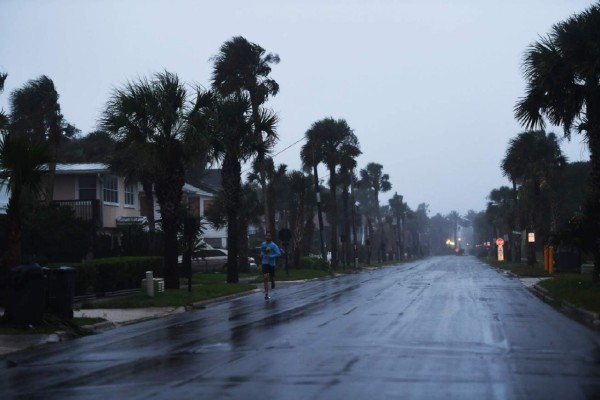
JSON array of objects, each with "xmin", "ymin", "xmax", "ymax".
[
  {"xmin": 187, "ymin": 197, "xmax": 200, "ymax": 216},
  {"xmin": 124, "ymin": 182, "xmax": 135, "ymax": 207},
  {"xmin": 78, "ymin": 175, "xmax": 96, "ymax": 200},
  {"xmin": 103, "ymin": 175, "xmax": 119, "ymax": 204},
  {"xmin": 203, "ymin": 199, "xmax": 213, "ymax": 216}
]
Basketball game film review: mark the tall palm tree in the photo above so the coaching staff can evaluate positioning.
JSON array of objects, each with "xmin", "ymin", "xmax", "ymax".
[
  {"xmin": 300, "ymin": 117, "xmax": 360, "ymax": 269},
  {"xmin": 389, "ymin": 192, "xmax": 409, "ymax": 260},
  {"xmin": 287, "ymin": 170, "xmax": 311, "ymax": 268},
  {"xmin": 514, "ymin": 3, "xmax": 600, "ymax": 279},
  {"xmin": 102, "ymin": 79, "xmax": 162, "ymax": 249},
  {"xmin": 198, "ymin": 91, "xmax": 277, "ymax": 283},
  {"xmin": 486, "ymin": 187, "xmax": 515, "ymax": 246},
  {"xmin": 249, "ymin": 158, "xmax": 288, "ymax": 235},
  {"xmin": 101, "ymin": 71, "xmax": 208, "ymax": 289},
  {"xmin": 0, "ymin": 132, "xmax": 52, "ymax": 321},
  {"xmin": 211, "ymin": 36, "xmax": 280, "ymax": 233},
  {"xmin": 9, "ymin": 75, "xmax": 77, "ymax": 201},
  {"xmin": 338, "ymin": 144, "xmax": 361, "ymax": 266},
  {"xmin": 501, "ymin": 130, "xmax": 566, "ymax": 263},
  {"xmin": 359, "ymin": 162, "xmax": 392, "ymax": 262}
]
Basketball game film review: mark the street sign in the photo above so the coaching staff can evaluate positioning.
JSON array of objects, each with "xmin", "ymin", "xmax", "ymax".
[
  {"xmin": 496, "ymin": 238, "xmax": 504, "ymax": 246},
  {"xmin": 498, "ymin": 245, "xmax": 504, "ymax": 261}
]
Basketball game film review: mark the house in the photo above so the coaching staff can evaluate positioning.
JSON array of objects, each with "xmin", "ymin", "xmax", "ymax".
[
  {"xmin": 181, "ymin": 182, "xmax": 227, "ymax": 248},
  {"xmin": 52, "ymin": 163, "xmax": 147, "ymax": 233},
  {"xmin": 2, "ymin": 163, "xmax": 232, "ymax": 248},
  {"xmin": 54, "ymin": 164, "xmax": 229, "ymax": 247}
]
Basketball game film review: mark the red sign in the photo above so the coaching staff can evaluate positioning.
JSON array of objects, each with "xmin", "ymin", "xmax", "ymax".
[{"xmin": 496, "ymin": 238, "xmax": 504, "ymax": 246}]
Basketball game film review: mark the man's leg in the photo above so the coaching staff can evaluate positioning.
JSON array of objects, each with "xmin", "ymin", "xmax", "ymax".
[
  {"xmin": 270, "ymin": 266, "xmax": 275, "ymax": 289},
  {"xmin": 263, "ymin": 272, "xmax": 270, "ymax": 298}
]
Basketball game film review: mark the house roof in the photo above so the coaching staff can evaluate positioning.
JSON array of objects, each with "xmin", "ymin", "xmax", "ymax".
[
  {"xmin": 54, "ymin": 163, "xmax": 108, "ymax": 174},
  {"xmin": 196, "ymin": 169, "xmax": 222, "ymax": 193},
  {"xmin": 183, "ymin": 183, "xmax": 213, "ymax": 197}
]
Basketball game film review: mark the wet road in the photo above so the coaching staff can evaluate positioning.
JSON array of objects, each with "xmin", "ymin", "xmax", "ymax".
[{"xmin": 2, "ymin": 256, "xmax": 600, "ymax": 399}]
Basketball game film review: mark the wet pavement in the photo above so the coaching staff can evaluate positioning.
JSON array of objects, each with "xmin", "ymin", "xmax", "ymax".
[{"xmin": 1, "ymin": 256, "xmax": 599, "ymax": 399}]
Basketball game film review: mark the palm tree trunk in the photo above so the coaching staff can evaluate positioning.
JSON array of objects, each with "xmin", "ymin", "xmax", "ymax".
[
  {"xmin": 328, "ymin": 166, "xmax": 338, "ymax": 270},
  {"xmin": 292, "ymin": 193, "xmax": 305, "ymax": 269},
  {"xmin": 154, "ymin": 150, "xmax": 185, "ymax": 289},
  {"xmin": 303, "ymin": 217, "xmax": 314, "ymax": 256},
  {"xmin": 222, "ymin": 155, "xmax": 241, "ymax": 283},
  {"xmin": 342, "ymin": 186, "xmax": 350, "ymax": 267}
]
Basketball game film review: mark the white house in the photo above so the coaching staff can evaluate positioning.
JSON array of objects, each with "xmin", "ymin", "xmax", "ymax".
[{"xmin": 181, "ymin": 183, "xmax": 228, "ymax": 248}]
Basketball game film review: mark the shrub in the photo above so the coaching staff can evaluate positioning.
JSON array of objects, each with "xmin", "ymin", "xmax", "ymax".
[
  {"xmin": 49, "ymin": 256, "xmax": 163, "ymax": 295},
  {"xmin": 300, "ymin": 256, "xmax": 329, "ymax": 270}
]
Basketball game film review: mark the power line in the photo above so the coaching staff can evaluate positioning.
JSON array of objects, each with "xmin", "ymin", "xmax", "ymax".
[
  {"xmin": 272, "ymin": 136, "xmax": 305, "ymax": 157},
  {"xmin": 242, "ymin": 136, "xmax": 306, "ymax": 174}
]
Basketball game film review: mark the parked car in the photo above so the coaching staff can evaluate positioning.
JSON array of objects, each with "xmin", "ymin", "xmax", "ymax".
[{"xmin": 179, "ymin": 248, "xmax": 257, "ymax": 272}]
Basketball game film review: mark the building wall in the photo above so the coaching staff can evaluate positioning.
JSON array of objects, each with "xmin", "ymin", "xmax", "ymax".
[
  {"xmin": 53, "ymin": 175, "xmax": 77, "ymax": 200},
  {"xmin": 54, "ymin": 172, "xmax": 142, "ymax": 229}
]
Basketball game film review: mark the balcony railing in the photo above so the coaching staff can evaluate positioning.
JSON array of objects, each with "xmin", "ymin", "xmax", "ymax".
[{"xmin": 52, "ymin": 199, "xmax": 102, "ymax": 226}]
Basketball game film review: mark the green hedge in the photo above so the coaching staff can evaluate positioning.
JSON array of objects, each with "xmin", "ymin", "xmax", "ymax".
[{"xmin": 48, "ymin": 256, "xmax": 163, "ymax": 295}]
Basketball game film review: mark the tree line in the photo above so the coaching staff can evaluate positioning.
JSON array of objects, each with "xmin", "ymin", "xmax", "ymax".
[{"xmin": 0, "ymin": 37, "xmax": 451, "ymax": 291}]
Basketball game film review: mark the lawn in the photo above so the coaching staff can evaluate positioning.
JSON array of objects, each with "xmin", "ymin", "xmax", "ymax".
[{"xmin": 482, "ymin": 257, "xmax": 600, "ymax": 316}]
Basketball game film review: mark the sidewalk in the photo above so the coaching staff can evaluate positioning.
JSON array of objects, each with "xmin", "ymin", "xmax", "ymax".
[{"xmin": 0, "ymin": 306, "xmax": 187, "ymax": 357}]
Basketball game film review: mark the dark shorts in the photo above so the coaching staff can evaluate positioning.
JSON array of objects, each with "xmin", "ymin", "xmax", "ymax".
[{"xmin": 262, "ymin": 265, "xmax": 275, "ymax": 276}]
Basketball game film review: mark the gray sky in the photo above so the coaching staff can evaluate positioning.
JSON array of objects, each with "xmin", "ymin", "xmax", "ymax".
[{"xmin": 0, "ymin": 0, "xmax": 593, "ymax": 217}]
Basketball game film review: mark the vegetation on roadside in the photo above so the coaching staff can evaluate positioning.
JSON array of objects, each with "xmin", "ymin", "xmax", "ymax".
[
  {"xmin": 80, "ymin": 282, "xmax": 256, "ymax": 309},
  {"xmin": 482, "ymin": 258, "xmax": 600, "ymax": 316},
  {"xmin": 538, "ymin": 275, "xmax": 600, "ymax": 315}
]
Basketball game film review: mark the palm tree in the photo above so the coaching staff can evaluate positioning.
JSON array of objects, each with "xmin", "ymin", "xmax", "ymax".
[
  {"xmin": 287, "ymin": 170, "xmax": 311, "ymax": 268},
  {"xmin": 300, "ymin": 118, "xmax": 360, "ymax": 269},
  {"xmin": 359, "ymin": 162, "xmax": 392, "ymax": 262},
  {"xmin": 501, "ymin": 130, "xmax": 566, "ymax": 263},
  {"xmin": 486, "ymin": 187, "xmax": 515, "ymax": 248},
  {"xmin": 338, "ymin": 144, "xmax": 361, "ymax": 266},
  {"xmin": 211, "ymin": 36, "xmax": 280, "ymax": 233},
  {"xmin": 514, "ymin": 3, "xmax": 600, "ymax": 280},
  {"xmin": 389, "ymin": 192, "xmax": 409, "ymax": 260},
  {"xmin": 9, "ymin": 75, "xmax": 77, "ymax": 201},
  {"xmin": 0, "ymin": 132, "xmax": 52, "ymax": 321},
  {"xmin": 248, "ymin": 158, "xmax": 288, "ymax": 235},
  {"xmin": 198, "ymin": 91, "xmax": 277, "ymax": 283},
  {"xmin": 101, "ymin": 71, "xmax": 208, "ymax": 289},
  {"xmin": 102, "ymin": 79, "xmax": 162, "ymax": 249}
]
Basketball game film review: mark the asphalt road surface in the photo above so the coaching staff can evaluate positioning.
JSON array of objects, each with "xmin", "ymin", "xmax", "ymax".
[{"xmin": 2, "ymin": 256, "xmax": 599, "ymax": 399}]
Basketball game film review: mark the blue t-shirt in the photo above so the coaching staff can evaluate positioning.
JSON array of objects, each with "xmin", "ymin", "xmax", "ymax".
[{"xmin": 261, "ymin": 241, "xmax": 281, "ymax": 266}]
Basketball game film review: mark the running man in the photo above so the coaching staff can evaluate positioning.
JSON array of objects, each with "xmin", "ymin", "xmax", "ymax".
[{"xmin": 261, "ymin": 231, "xmax": 281, "ymax": 300}]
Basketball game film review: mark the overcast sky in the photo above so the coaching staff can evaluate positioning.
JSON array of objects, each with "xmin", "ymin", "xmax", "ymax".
[{"xmin": 0, "ymin": 0, "xmax": 593, "ymax": 217}]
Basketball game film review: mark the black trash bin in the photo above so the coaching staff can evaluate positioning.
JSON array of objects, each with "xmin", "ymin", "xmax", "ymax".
[
  {"xmin": 44, "ymin": 266, "xmax": 77, "ymax": 319},
  {"xmin": 8, "ymin": 263, "xmax": 46, "ymax": 326}
]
